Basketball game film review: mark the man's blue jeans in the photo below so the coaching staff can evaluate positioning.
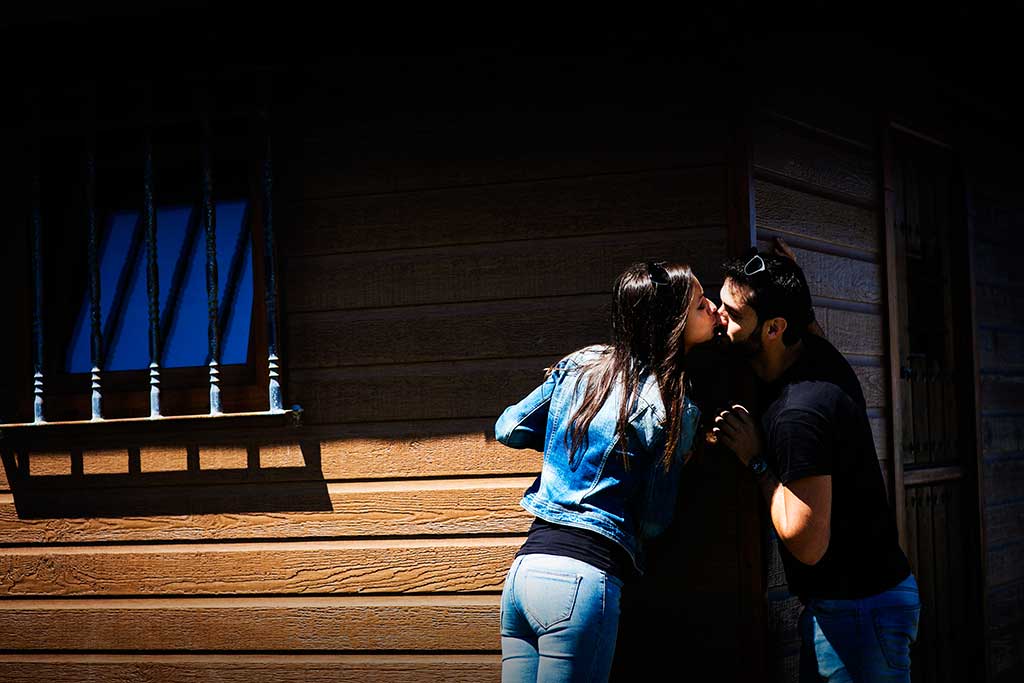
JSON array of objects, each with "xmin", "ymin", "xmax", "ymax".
[
  {"xmin": 500, "ymin": 553, "xmax": 623, "ymax": 683},
  {"xmin": 799, "ymin": 574, "xmax": 921, "ymax": 682}
]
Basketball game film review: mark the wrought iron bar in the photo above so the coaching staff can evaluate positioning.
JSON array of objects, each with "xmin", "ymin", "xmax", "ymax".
[
  {"xmin": 261, "ymin": 109, "xmax": 283, "ymax": 413},
  {"xmin": 201, "ymin": 113, "xmax": 221, "ymax": 414},
  {"xmin": 86, "ymin": 130, "xmax": 103, "ymax": 420},
  {"xmin": 30, "ymin": 138, "xmax": 45, "ymax": 424},
  {"xmin": 143, "ymin": 126, "xmax": 161, "ymax": 417}
]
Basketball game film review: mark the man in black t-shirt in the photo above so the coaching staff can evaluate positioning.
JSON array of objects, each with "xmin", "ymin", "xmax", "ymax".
[{"xmin": 712, "ymin": 249, "xmax": 919, "ymax": 682}]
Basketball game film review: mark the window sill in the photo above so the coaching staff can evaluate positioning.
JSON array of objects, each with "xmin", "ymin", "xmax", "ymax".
[{"xmin": 0, "ymin": 406, "xmax": 303, "ymax": 450}]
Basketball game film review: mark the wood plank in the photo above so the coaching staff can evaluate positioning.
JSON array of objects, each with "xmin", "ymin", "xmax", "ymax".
[
  {"xmin": 753, "ymin": 118, "xmax": 877, "ymax": 205},
  {"xmin": 870, "ymin": 416, "xmax": 890, "ymax": 461},
  {"xmin": 286, "ymin": 227, "xmax": 727, "ymax": 313},
  {"xmin": 853, "ymin": 364, "xmax": 885, "ymax": 410},
  {"xmin": 814, "ymin": 307, "xmax": 885, "ymax": 357},
  {"xmin": 33, "ymin": 419, "xmax": 542, "ymax": 482},
  {"xmin": 980, "ymin": 328, "xmax": 1024, "ymax": 372},
  {"xmin": 0, "ymin": 537, "xmax": 520, "ymax": 596},
  {"xmin": 904, "ymin": 487, "xmax": 918, "ymax": 575},
  {"xmin": 982, "ymin": 376, "xmax": 1024, "ymax": 415},
  {"xmin": 27, "ymin": 452, "xmax": 72, "ymax": 477},
  {"xmin": 200, "ymin": 445, "xmax": 249, "ymax": 470},
  {"xmin": 287, "ymin": 167, "xmax": 727, "ymax": 257},
  {"xmin": 755, "ymin": 180, "xmax": 879, "ymax": 253},
  {"xmin": 0, "ymin": 596, "xmax": 500, "ymax": 651},
  {"xmin": 985, "ymin": 456, "xmax": 1024, "ymax": 506},
  {"xmin": 0, "ymin": 478, "xmax": 533, "ymax": 544},
  {"xmin": 916, "ymin": 484, "xmax": 938, "ymax": 683},
  {"xmin": 288, "ymin": 105, "xmax": 728, "ymax": 200},
  {"xmin": 948, "ymin": 484, "xmax": 971, "ymax": 683},
  {"xmin": 989, "ymin": 579, "xmax": 1024, "ymax": 632},
  {"xmin": 290, "ymin": 357, "xmax": 564, "ymax": 425},
  {"xmin": 933, "ymin": 486, "xmax": 954, "ymax": 679},
  {"xmin": 903, "ymin": 466, "xmax": 963, "ymax": 487},
  {"xmin": 990, "ymin": 629, "xmax": 1024, "ymax": 680},
  {"xmin": 0, "ymin": 654, "xmax": 500, "ymax": 683},
  {"xmin": 973, "ymin": 206, "xmax": 1024, "ymax": 248},
  {"xmin": 267, "ymin": 420, "xmax": 545, "ymax": 480},
  {"xmin": 755, "ymin": 242, "xmax": 882, "ymax": 304},
  {"xmin": 140, "ymin": 444, "xmax": 189, "ymax": 472},
  {"xmin": 989, "ymin": 539, "xmax": 1024, "ymax": 589},
  {"xmin": 287, "ymin": 295, "xmax": 608, "ymax": 369},
  {"xmin": 976, "ymin": 240, "xmax": 1024, "ymax": 287},
  {"xmin": 82, "ymin": 449, "xmax": 128, "ymax": 475},
  {"xmin": 0, "ymin": 448, "xmax": 12, "ymax": 491},
  {"xmin": 755, "ymin": 100, "xmax": 875, "ymax": 150},
  {"xmin": 986, "ymin": 500, "xmax": 1024, "ymax": 547},
  {"xmin": 292, "ymin": 356, "xmax": 885, "ymax": 426},
  {"xmin": 983, "ymin": 415, "xmax": 1024, "ymax": 454},
  {"xmin": 976, "ymin": 283, "xmax": 1024, "ymax": 328}
]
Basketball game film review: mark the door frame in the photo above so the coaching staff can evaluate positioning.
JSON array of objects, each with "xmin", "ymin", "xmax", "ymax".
[{"xmin": 880, "ymin": 116, "xmax": 989, "ymax": 678}]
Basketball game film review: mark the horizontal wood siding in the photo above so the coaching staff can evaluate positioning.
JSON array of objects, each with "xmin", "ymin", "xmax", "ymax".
[
  {"xmin": 2, "ymin": 54, "xmax": 736, "ymax": 680},
  {"xmin": 972, "ymin": 169, "xmax": 1024, "ymax": 681}
]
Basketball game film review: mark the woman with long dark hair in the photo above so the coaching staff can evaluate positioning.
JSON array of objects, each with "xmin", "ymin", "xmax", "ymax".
[{"xmin": 495, "ymin": 260, "xmax": 721, "ymax": 683}]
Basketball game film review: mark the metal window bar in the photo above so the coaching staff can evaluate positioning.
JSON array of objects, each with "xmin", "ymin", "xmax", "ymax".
[
  {"xmin": 86, "ymin": 128, "xmax": 103, "ymax": 420},
  {"xmin": 30, "ymin": 134, "xmax": 45, "ymax": 424},
  {"xmin": 2, "ymin": 87, "xmax": 301, "ymax": 435},
  {"xmin": 201, "ymin": 113, "xmax": 222, "ymax": 415},
  {"xmin": 261, "ymin": 108, "xmax": 283, "ymax": 413},
  {"xmin": 143, "ymin": 126, "xmax": 161, "ymax": 418}
]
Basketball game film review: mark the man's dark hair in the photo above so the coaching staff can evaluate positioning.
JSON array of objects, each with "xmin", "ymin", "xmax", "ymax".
[{"xmin": 722, "ymin": 251, "xmax": 815, "ymax": 347}]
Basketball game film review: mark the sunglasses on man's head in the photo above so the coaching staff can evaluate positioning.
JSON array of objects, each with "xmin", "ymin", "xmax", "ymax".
[{"xmin": 742, "ymin": 254, "xmax": 767, "ymax": 276}]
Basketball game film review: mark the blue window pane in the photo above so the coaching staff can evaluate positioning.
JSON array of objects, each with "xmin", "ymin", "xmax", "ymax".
[
  {"xmin": 162, "ymin": 201, "xmax": 253, "ymax": 367},
  {"xmin": 216, "ymin": 201, "xmax": 254, "ymax": 366},
  {"xmin": 66, "ymin": 202, "xmax": 253, "ymax": 373}
]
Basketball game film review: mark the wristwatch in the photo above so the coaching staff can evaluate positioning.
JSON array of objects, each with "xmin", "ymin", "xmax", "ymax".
[{"xmin": 749, "ymin": 455, "xmax": 769, "ymax": 477}]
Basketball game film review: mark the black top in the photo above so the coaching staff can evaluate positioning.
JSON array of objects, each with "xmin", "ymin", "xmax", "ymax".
[
  {"xmin": 516, "ymin": 517, "xmax": 633, "ymax": 581},
  {"xmin": 760, "ymin": 334, "xmax": 910, "ymax": 600}
]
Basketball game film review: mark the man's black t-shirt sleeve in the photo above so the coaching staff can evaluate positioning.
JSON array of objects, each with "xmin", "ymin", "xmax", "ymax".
[{"xmin": 769, "ymin": 407, "xmax": 834, "ymax": 484}]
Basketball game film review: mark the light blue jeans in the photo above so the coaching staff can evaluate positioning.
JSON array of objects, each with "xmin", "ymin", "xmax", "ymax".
[
  {"xmin": 500, "ymin": 553, "xmax": 623, "ymax": 683},
  {"xmin": 799, "ymin": 574, "xmax": 921, "ymax": 682}
]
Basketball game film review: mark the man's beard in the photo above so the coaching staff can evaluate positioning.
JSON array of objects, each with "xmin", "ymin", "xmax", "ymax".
[{"xmin": 725, "ymin": 322, "xmax": 764, "ymax": 359}]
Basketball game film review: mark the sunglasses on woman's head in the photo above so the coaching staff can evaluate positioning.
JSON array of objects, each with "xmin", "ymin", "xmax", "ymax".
[{"xmin": 646, "ymin": 261, "xmax": 671, "ymax": 287}]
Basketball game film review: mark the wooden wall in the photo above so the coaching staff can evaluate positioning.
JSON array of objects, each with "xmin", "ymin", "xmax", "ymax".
[
  {"xmin": 0, "ymin": 55, "xmax": 750, "ymax": 681},
  {"xmin": 750, "ymin": 94, "xmax": 889, "ymax": 681},
  {"xmin": 968, "ymin": 139, "xmax": 1024, "ymax": 682}
]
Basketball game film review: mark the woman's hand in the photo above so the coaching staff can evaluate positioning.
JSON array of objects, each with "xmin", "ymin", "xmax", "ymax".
[
  {"xmin": 772, "ymin": 236, "xmax": 797, "ymax": 262},
  {"xmin": 712, "ymin": 404, "xmax": 763, "ymax": 466}
]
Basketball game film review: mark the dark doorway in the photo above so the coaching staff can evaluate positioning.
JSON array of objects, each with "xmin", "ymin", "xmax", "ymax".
[{"xmin": 885, "ymin": 127, "xmax": 985, "ymax": 682}]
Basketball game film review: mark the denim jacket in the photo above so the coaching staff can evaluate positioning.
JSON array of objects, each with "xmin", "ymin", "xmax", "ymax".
[{"xmin": 495, "ymin": 345, "xmax": 700, "ymax": 574}]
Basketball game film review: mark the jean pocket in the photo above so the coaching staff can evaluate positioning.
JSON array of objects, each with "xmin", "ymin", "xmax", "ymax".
[
  {"xmin": 522, "ymin": 569, "xmax": 583, "ymax": 630},
  {"xmin": 872, "ymin": 604, "xmax": 921, "ymax": 671}
]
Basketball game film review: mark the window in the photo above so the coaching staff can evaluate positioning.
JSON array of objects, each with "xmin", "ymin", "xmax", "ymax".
[
  {"xmin": 65, "ymin": 201, "xmax": 254, "ymax": 373},
  {"xmin": 5, "ymin": 94, "xmax": 286, "ymax": 427}
]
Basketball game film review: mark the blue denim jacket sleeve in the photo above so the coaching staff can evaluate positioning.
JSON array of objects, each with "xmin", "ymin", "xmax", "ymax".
[{"xmin": 494, "ymin": 365, "xmax": 562, "ymax": 451}]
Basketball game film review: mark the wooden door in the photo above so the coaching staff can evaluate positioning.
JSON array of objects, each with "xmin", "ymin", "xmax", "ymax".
[{"xmin": 884, "ymin": 127, "xmax": 984, "ymax": 682}]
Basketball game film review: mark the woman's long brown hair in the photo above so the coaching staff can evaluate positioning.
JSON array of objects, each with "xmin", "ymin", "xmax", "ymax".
[{"xmin": 562, "ymin": 261, "xmax": 695, "ymax": 472}]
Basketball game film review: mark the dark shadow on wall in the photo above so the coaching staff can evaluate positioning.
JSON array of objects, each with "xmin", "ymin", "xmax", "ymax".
[
  {"xmin": 610, "ymin": 343, "xmax": 764, "ymax": 682},
  {"xmin": 0, "ymin": 416, "xmax": 331, "ymax": 520}
]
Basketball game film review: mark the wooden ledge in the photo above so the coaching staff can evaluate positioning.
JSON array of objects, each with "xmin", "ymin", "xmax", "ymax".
[{"xmin": 0, "ymin": 407, "xmax": 303, "ymax": 449}]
